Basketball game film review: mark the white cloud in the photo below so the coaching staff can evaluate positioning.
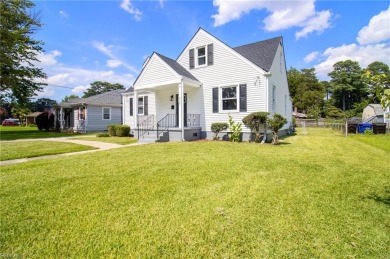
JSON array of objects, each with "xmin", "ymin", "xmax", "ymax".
[
  {"xmin": 120, "ymin": 0, "xmax": 142, "ymax": 21},
  {"xmin": 93, "ymin": 41, "xmax": 139, "ymax": 73},
  {"xmin": 212, "ymin": 0, "xmax": 332, "ymax": 39},
  {"xmin": 295, "ymin": 10, "xmax": 332, "ymax": 40},
  {"xmin": 72, "ymin": 85, "xmax": 90, "ymax": 94},
  {"xmin": 35, "ymin": 86, "xmax": 55, "ymax": 98},
  {"xmin": 107, "ymin": 59, "xmax": 122, "ymax": 68},
  {"xmin": 357, "ymin": 6, "xmax": 390, "ymax": 45},
  {"xmin": 314, "ymin": 43, "xmax": 390, "ymax": 78},
  {"xmin": 304, "ymin": 51, "xmax": 319, "ymax": 63},
  {"xmin": 59, "ymin": 10, "xmax": 69, "ymax": 19},
  {"xmin": 37, "ymin": 50, "xmax": 61, "ymax": 66}
]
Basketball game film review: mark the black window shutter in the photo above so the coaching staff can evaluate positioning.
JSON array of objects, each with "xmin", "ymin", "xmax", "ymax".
[
  {"xmin": 212, "ymin": 87, "xmax": 219, "ymax": 113},
  {"xmin": 207, "ymin": 44, "xmax": 213, "ymax": 66},
  {"xmin": 189, "ymin": 49, "xmax": 194, "ymax": 69},
  {"xmin": 129, "ymin": 97, "xmax": 133, "ymax": 116},
  {"xmin": 239, "ymin": 84, "xmax": 247, "ymax": 112},
  {"xmin": 144, "ymin": 96, "xmax": 148, "ymax": 115}
]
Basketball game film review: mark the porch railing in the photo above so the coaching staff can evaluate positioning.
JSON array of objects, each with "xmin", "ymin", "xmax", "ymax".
[
  {"xmin": 157, "ymin": 114, "xmax": 176, "ymax": 137},
  {"xmin": 138, "ymin": 115, "xmax": 154, "ymax": 138},
  {"xmin": 187, "ymin": 114, "xmax": 200, "ymax": 127}
]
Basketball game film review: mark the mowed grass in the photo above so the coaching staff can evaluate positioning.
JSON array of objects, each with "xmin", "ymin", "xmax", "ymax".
[
  {"xmin": 0, "ymin": 141, "xmax": 96, "ymax": 161},
  {"xmin": 0, "ymin": 128, "xmax": 389, "ymax": 257},
  {"xmin": 71, "ymin": 136, "xmax": 138, "ymax": 145},
  {"xmin": 0, "ymin": 126, "xmax": 81, "ymax": 140}
]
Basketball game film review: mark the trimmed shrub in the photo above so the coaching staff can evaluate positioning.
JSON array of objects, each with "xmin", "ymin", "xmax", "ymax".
[
  {"xmin": 242, "ymin": 112, "xmax": 269, "ymax": 143},
  {"xmin": 211, "ymin": 122, "xmax": 228, "ymax": 140},
  {"xmin": 115, "ymin": 125, "xmax": 131, "ymax": 137},
  {"xmin": 96, "ymin": 133, "xmax": 110, "ymax": 137},
  {"xmin": 107, "ymin": 124, "xmax": 116, "ymax": 136}
]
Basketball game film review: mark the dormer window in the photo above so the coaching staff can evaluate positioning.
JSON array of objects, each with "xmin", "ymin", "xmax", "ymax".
[
  {"xmin": 197, "ymin": 46, "xmax": 206, "ymax": 66},
  {"xmin": 189, "ymin": 44, "xmax": 213, "ymax": 69}
]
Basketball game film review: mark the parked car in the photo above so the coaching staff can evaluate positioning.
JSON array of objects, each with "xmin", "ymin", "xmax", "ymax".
[{"xmin": 1, "ymin": 119, "xmax": 20, "ymax": 126}]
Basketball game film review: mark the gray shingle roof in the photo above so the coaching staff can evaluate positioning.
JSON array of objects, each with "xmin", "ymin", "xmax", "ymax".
[
  {"xmin": 155, "ymin": 53, "xmax": 199, "ymax": 82},
  {"xmin": 59, "ymin": 89, "xmax": 124, "ymax": 106},
  {"xmin": 369, "ymin": 104, "xmax": 384, "ymax": 116},
  {"xmin": 233, "ymin": 37, "xmax": 282, "ymax": 72}
]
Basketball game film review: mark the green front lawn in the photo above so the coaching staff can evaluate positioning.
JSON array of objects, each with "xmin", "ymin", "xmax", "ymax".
[
  {"xmin": 0, "ymin": 128, "xmax": 389, "ymax": 257},
  {"xmin": 0, "ymin": 126, "xmax": 81, "ymax": 140},
  {"xmin": 71, "ymin": 136, "xmax": 138, "ymax": 145},
  {"xmin": 0, "ymin": 141, "xmax": 97, "ymax": 161}
]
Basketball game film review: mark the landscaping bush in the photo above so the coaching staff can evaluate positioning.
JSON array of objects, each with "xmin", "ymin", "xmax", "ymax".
[
  {"xmin": 242, "ymin": 112, "xmax": 269, "ymax": 143},
  {"xmin": 28, "ymin": 123, "xmax": 37, "ymax": 127},
  {"xmin": 107, "ymin": 124, "xmax": 116, "ymax": 136},
  {"xmin": 211, "ymin": 122, "xmax": 228, "ymax": 140},
  {"xmin": 36, "ymin": 112, "xmax": 54, "ymax": 131},
  {"xmin": 96, "ymin": 133, "xmax": 110, "ymax": 137},
  {"xmin": 115, "ymin": 125, "xmax": 131, "ymax": 137}
]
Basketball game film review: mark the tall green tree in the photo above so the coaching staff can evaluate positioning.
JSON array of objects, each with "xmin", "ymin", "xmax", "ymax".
[
  {"xmin": 363, "ymin": 61, "xmax": 390, "ymax": 103},
  {"xmin": 287, "ymin": 67, "xmax": 325, "ymax": 113},
  {"xmin": 83, "ymin": 81, "xmax": 125, "ymax": 98},
  {"xmin": 328, "ymin": 60, "xmax": 368, "ymax": 111},
  {"xmin": 62, "ymin": 94, "xmax": 79, "ymax": 102},
  {"xmin": 31, "ymin": 98, "xmax": 57, "ymax": 112},
  {"xmin": 0, "ymin": 0, "xmax": 47, "ymax": 105}
]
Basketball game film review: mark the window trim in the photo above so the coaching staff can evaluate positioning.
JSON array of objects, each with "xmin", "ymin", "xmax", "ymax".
[
  {"xmin": 102, "ymin": 107, "xmax": 111, "ymax": 120},
  {"xmin": 219, "ymin": 84, "xmax": 239, "ymax": 113},
  {"xmin": 196, "ymin": 46, "xmax": 207, "ymax": 68},
  {"xmin": 137, "ymin": 96, "xmax": 144, "ymax": 116}
]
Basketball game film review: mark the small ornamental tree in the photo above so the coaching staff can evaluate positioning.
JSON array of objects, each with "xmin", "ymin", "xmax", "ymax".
[
  {"xmin": 267, "ymin": 114, "xmax": 287, "ymax": 145},
  {"xmin": 228, "ymin": 115, "xmax": 242, "ymax": 142},
  {"xmin": 242, "ymin": 112, "xmax": 269, "ymax": 142},
  {"xmin": 211, "ymin": 122, "xmax": 228, "ymax": 140}
]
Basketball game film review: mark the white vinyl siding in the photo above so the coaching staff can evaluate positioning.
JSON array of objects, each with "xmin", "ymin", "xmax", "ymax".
[
  {"xmin": 102, "ymin": 107, "xmax": 111, "ymax": 120},
  {"xmin": 136, "ymin": 55, "xmax": 179, "ymax": 89},
  {"xmin": 122, "ymin": 92, "xmax": 156, "ymax": 130},
  {"xmin": 268, "ymin": 43, "xmax": 292, "ymax": 130},
  {"xmin": 177, "ymin": 30, "xmax": 267, "ymax": 133}
]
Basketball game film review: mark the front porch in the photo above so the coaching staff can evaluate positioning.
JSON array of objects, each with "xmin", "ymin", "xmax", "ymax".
[{"xmin": 136, "ymin": 113, "xmax": 201, "ymax": 142}]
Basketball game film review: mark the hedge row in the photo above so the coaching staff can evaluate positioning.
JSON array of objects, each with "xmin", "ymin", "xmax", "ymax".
[{"xmin": 107, "ymin": 124, "xmax": 131, "ymax": 137}]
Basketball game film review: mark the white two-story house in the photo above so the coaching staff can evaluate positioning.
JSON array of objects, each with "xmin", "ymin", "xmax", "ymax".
[{"xmin": 122, "ymin": 28, "xmax": 292, "ymax": 141}]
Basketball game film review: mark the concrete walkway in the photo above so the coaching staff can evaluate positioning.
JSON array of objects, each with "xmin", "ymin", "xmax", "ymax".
[{"xmin": 0, "ymin": 137, "xmax": 152, "ymax": 166}]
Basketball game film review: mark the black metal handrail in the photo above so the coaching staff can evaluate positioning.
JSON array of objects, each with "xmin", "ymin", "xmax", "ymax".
[
  {"xmin": 187, "ymin": 114, "xmax": 200, "ymax": 127},
  {"xmin": 157, "ymin": 114, "xmax": 176, "ymax": 137},
  {"xmin": 138, "ymin": 115, "xmax": 154, "ymax": 138}
]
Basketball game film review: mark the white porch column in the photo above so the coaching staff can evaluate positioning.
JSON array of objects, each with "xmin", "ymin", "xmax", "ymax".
[
  {"xmin": 60, "ymin": 107, "xmax": 64, "ymax": 130},
  {"xmin": 134, "ymin": 91, "xmax": 138, "ymax": 129},
  {"xmin": 178, "ymin": 80, "xmax": 185, "ymax": 141}
]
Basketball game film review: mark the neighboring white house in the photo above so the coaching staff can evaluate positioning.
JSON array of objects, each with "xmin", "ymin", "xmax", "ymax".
[
  {"xmin": 122, "ymin": 28, "xmax": 292, "ymax": 141},
  {"xmin": 362, "ymin": 103, "xmax": 385, "ymax": 123},
  {"xmin": 55, "ymin": 90, "xmax": 124, "ymax": 133}
]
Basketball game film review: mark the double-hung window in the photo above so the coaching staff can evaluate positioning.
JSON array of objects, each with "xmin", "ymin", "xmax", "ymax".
[
  {"xmin": 102, "ymin": 107, "xmax": 111, "ymax": 120},
  {"xmin": 197, "ymin": 46, "xmax": 206, "ymax": 67},
  {"xmin": 138, "ymin": 97, "xmax": 144, "ymax": 115},
  {"xmin": 221, "ymin": 86, "xmax": 238, "ymax": 111}
]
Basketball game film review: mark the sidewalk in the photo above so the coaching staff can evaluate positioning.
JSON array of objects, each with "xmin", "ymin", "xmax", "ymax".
[{"xmin": 0, "ymin": 137, "xmax": 152, "ymax": 166}]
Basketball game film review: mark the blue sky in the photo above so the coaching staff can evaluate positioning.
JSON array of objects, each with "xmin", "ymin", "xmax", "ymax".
[{"xmin": 32, "ymin": 0, "xmax": 390, "ymax": 102}]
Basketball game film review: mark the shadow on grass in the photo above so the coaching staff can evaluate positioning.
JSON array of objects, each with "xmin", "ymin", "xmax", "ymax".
[
  {"xmin": 363, "ymin": 188, "xmax": 390, "ymax": 207},
  {"xmin": 0, "ymin": 130, "xmax": 80, "ymax": 141}
]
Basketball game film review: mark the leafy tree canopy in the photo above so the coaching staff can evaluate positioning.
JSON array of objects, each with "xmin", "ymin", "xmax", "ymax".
[
  {"xmin": 31, "ymin": 98, "xmax": 57, "ymax": 112},
  {"xmin": 363, "ymin": 61, "xmax": 390, "ymax": 103},
  {"xmin": 328, "ymin": 60, "xmax": 368, "ymax": 111},
  {"xmin": 62, "ymin": 94, "xmax": 80, "ymax": 102},
  {"xmin": 287, "ymin": 67, "xmax": 325, "ymax": 112},
  {"xmin": 0, "ymin": 0, "xmax": 47, "ymax": 105},
  {"xmin": 83, "ymin": 81, "xmax": 125, "ymax": 98}
]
